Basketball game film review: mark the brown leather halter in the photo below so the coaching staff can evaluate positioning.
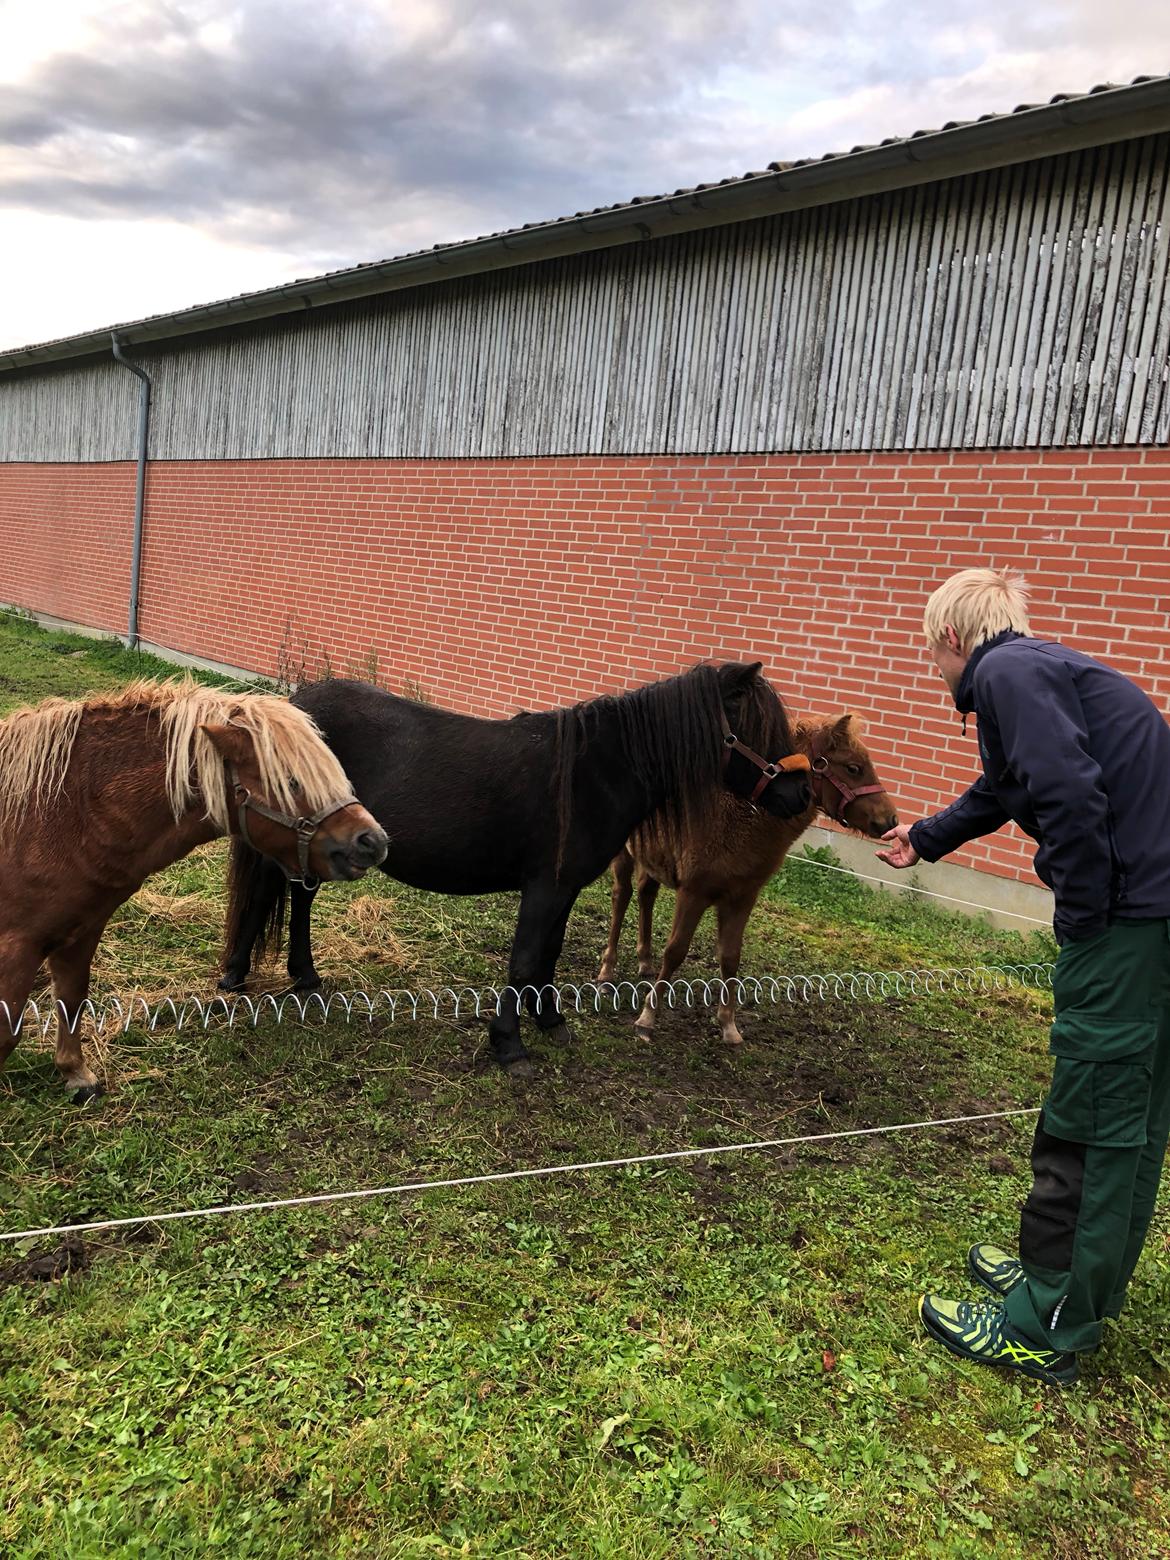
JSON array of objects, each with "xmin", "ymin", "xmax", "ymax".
[
  {"xmin": 719, "ymin": 710, "xmax": 811, "ymax": 803},
  {"xmin": 229, "ymin": 764, "xmax": 359, "ymax": 889},
  {"xmin": 807, "ymin": 735, "xmax": 885, "ymax": 824}
]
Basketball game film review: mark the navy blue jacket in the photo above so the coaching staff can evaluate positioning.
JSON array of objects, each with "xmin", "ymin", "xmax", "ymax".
[{"xmin": 909, "ymin": 632, "xmax": 1170, "ymax": 943}]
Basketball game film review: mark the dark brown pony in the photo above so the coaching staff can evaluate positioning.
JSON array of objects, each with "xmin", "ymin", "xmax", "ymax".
[
  {"xmin": 0, "ymin": 681, "xmax": 387, "ymax": 1100},
  {"xmin": 597, "ymin": 712, "xmax": 897, "ymax": 1045},
  {"xmin": 220, "ymin": 662, "xmax": 812, "ymax": 1075}
]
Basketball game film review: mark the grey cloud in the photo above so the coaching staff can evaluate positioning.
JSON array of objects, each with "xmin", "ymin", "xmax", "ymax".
[
  {"xmin": 1, "ymin": 0, "xmax": 1165, "ymax": 276},
  {"xmin": 0, "ymin": 0, "xmax": 769, "ymax": 262}
]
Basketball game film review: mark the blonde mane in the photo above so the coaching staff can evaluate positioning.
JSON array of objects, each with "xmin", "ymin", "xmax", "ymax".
[{"xmin": 0, "ymin": 679, "xmax": 352, "ymax": 832}]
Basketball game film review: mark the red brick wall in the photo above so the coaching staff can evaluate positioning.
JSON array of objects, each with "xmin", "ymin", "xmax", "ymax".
[
  {"xmin": 2, "ymin": 449, "xmax": 1168, "ymax": 885},
  {"xmin": 0, "ymin": 462, "xmax": 135, "ymax": 638}
]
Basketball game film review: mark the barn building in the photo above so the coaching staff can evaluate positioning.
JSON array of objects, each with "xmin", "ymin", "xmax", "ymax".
[{"xmin": 2, "ymin": 74, "xmax": 1169, "ymax": 919}]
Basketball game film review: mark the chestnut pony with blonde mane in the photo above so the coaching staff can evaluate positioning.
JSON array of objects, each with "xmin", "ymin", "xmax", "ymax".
[{"xmin": 0, "ymin": 680, "xmax": 386, "ymax": 1101}]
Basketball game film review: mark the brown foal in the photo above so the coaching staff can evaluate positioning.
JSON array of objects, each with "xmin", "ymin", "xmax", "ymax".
[{"xmin": 597, "ymin": 713, "xmax": 897, "ymax": 1045}]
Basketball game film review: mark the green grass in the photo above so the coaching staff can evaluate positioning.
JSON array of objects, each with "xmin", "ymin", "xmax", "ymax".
[
  {"xmin": 2, "ymin": 612, "xmax": 1169, "ymax": 1557},
  {"xmin": 0, "ymin": 611, "xmax": 254, "ymax": 707}
]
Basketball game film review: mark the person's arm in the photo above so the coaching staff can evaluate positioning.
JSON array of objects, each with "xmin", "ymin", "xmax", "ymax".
[
  {"xmin": 879, "ymin": 776, "xmax": 1010, "ymax": 873},
  {"xmin": 878, "ymin": 775, "xmax": 1011, "ymax": 868},
  {"xmin": 908, "ymin": 776, "xmax": 1012, "ymax": 863},
  {"xmin": 979, "ymin": 651, "xmax": 1111, "ymax": 942}
]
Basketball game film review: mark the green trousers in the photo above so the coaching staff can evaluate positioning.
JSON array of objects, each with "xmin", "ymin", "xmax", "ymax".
[{"xmin": 1004, "ymin": 919, "xmax": 1170, "ymax": 1354}]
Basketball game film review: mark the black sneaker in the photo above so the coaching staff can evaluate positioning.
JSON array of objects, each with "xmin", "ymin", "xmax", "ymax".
[
  {"xmin": 968, "ymin": 1242, "xmax": 1024, "ymax": 1299},
  {"xmin": 968, "ymin": 1243, "xmax": 1108, "ymax": 1346},
  {"xmin": 919, "ymin": 1294, "xmax": 1079, "ymax": 1386}
]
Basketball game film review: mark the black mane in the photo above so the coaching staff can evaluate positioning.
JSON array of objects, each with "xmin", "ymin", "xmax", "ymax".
[{"xmin": 551, "ymin": 663, "xmax": 794, "ymax": 867}]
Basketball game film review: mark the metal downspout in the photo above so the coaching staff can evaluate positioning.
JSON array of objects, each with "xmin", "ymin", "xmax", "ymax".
[{"xmin": 111, "ymin": 334, "xmax": 151, "ymax": 650}]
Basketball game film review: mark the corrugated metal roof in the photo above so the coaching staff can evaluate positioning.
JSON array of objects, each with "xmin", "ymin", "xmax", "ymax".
[{"xmin": 3, "ymin": 73, "xmax": 1170, "ymax": 370}]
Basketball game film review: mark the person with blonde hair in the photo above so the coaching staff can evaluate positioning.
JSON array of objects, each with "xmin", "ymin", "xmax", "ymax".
[{"xmin": 880, "ymin": 567, "xmax": 1170, "ymax": 1386}]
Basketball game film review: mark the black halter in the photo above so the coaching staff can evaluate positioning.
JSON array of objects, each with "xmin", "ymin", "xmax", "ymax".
[{"xmin": 229, "ymin": 764, "xmax": 358, "ymax": 890}]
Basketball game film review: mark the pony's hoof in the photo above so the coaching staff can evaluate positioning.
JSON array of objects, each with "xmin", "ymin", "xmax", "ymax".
[
  {"xmin": 291, "ymin": 974, "xmax": 323, "ymax": 993},
  {"xmin": 69, "ymin": 1082, "xmax": 105, "ymax": 1106},
  {"xmin": 503, "ymin": 1057, "xmax": 536, "ymax": 1081},
  {"xmin": 544, "ymin": 1022, "xmax": 573, "ymax": 1046},
  {"xmin": 596, "ymin": 964, "xmax": 615, "ymax": 984},
  {"xmin": 218, "ymin": 973, "xmax": 246, "ymax": 993}
]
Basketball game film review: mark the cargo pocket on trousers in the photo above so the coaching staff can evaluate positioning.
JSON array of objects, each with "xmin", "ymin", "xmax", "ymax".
[{"xmin": 1046, "ymin": 1013, "xmax": 1156, "ymax": 1148}]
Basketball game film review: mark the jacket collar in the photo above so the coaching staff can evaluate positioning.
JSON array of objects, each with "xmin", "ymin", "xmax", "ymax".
[{"xmin": 954, "ymin": 629, "xmax": 1025, "ymax": 714}]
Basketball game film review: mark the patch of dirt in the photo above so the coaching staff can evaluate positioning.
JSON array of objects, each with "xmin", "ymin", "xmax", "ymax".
[
  {"xmin": 986, "ymin": 1153, "xmax": 1019, "ymax": 1175},
  {"xmin": 230, "ymin": 989, "xmax": 1024, "ymax": 1202},
  {"xmin": 0, "ymin": 1238, "xmax": 88, "ymax": 1288},
  {"xmin": 504, "ymin": 1000, "xmax": 928, "ymax": 1143}
]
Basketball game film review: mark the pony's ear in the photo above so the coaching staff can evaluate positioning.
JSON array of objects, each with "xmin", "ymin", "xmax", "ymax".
[
  {"xmin": 830, "ymin": 712, "xmax": 863, "ymax": 742},
  {"xmin": 199, "ymin": 722, "xmax": 254, "ymax": 766},
  {"xmin": 718, "ymin": 660, "xmax": 764, "ymax": 693}
]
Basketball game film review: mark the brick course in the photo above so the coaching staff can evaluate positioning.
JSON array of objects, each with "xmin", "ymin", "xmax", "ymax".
[{"xmin": 2, "ymin": 448, "xmax": 1167, "ymax": 885}]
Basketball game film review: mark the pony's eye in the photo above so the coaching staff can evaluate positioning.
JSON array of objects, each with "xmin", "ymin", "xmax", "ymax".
[
  {"xmin": 846, "ymin": 764, "xmax": 862, "ymax": 777},
  {"xmin": 289, "ymin": 778, "xmax": 301, "ymax": 794}
]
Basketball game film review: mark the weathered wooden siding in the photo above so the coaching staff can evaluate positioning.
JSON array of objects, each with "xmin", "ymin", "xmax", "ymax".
[{"xmin": 3, "ymin": 135, "xmax": 1169, "ymax": 461}]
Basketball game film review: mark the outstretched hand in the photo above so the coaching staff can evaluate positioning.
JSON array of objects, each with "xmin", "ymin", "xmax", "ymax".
[{"xmin": 876, "ymin": 823, "xmax": 920, "ymax": 870}]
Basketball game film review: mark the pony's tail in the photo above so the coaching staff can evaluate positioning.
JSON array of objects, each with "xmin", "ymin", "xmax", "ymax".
[{"xmin": 222, "ymin": 838, "xmax": 287, "ymax": 971}]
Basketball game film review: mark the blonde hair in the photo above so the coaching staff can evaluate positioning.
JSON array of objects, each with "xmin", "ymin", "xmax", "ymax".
[
  {"xmin": 923, "ymin": 567, "xmax": 1032, "ymax": 654},
  {"xmin": 0, "ymin": 679, "xmax": 351, "ymax": 831}
]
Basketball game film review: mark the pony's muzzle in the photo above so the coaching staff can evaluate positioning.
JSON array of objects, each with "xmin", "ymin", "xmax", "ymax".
[
  {"xmin": 771, "ymin": 775, "xmax": 812, "ymax": 818},
  {"xmin": 328, "ymin": 825, "xmax": 389, "ymax": 879},
  {"xmin": 852, "ymin": 808, "xmax": 898, "ymax": 840}
]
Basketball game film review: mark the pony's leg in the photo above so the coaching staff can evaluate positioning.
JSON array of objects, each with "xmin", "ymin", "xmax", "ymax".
[
  {"xmin": 491, "ymin": 883, "xmax": 575, "ymax": 1076},
  {"xmin": 286, "ymin": 883, "xmax": 322, "ymax": 991},
  {"xmin": 529, "ymin": 901, "xmax": 576, "ymax": 1044},
  {"xmin": 597, "ymin": 851, "xmax": 635, "ymax": 983},
  {"xmin": 635, "ymin": 872, "xmax": 661, "ymax": 978},
  {"xmin": 0, "ymin": 935, "xmax": 42, "ymax": 1077},
  {"xmin": 714, "ymin": 895, "xmax": 759, "ymax": 1047},
  {"xmin": 47, "ymin": 924, "xmax": 106, "ymax": 1100},
  {"xmin": 635, "ymin": 889, "xmax": 709, "ymax": 1034}
]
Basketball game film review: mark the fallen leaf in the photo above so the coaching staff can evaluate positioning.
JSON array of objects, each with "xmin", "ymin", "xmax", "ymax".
[{"xmin": 596, "ymin": 1411, "xmax": 630, "ymax": 1450}]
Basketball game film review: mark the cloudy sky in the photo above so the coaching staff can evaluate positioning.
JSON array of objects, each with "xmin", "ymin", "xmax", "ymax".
[{"xmin": 1, "ymin": 0, "xmax": 1166, "ymax": 351}]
